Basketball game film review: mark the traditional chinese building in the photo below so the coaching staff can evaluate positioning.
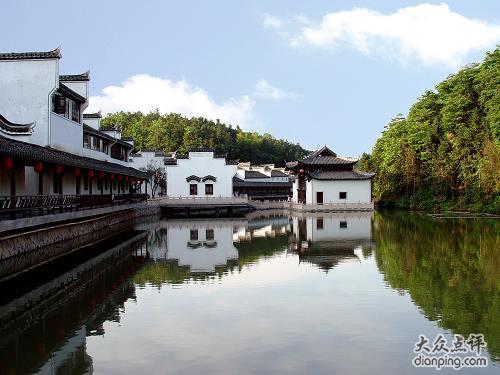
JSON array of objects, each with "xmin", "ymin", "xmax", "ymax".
[
  {"xmin": 286, "ymin": 146, "xmax": 374, "ymax": 209},
  {"xmin": 0, "ymin": 49, "xmax": 147, "ymax": 211},
  {"xmin": 233, "ymin": 163, "xmax": 292, "ymax": 201},
  {"xmin": 163, "ymin": 148, "xmax": 238, "ymax": 198}
]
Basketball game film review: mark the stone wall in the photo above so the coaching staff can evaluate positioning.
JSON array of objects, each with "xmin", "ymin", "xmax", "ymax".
[{"xmin": 0, "ymin": 206, "xmax": 158, "ymax": 281}]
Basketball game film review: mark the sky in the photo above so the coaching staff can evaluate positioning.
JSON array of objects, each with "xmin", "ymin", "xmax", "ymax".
[{"xmin": 1, "ymin": 0, "xmax": 499, "ymax": 156}]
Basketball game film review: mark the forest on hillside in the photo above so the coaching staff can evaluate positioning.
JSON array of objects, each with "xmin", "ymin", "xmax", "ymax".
[
  {"xmin": 101, "ymin": 112, "xmax": 308, "ymax": 166},
  {"xmin": 357, "ymin": 47, "xmax": 500, "ymax": 213}
]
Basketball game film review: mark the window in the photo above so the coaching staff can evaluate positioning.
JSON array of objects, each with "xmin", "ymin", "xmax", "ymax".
[
  {"xmin": 83, "ymin": 134, "xmax": 91, "ymax": 149},
  {"xmin": 190, "ymin": 184, "xmax": 198, "ymax": 195},
  {"xmin": 103, "ymin": 140, "xmax": 109, "ymax": 154},
  {"xmin": 317, "ymin": 218, "xmax": 324, "ymax": 230},
  {"xmin": 53, "ymin": 95, "xmax": 66, "ymax": 114},
  {"xmin": 339, "ymin": 192, "xmax": 347, "ymax": 199},
  {"xmin": 92, "ymin": 137, "xmax": 100, "ymax": 151},
  {"xmin": 340, "ymin": 221, "xmax": 348, "ymax": 229},
  {"xmin": 71, "ymin": 102, "xmax": 80, "ymax": 122},
  {"xmin": 206, "ymin": 229, "xmax": 214, "ymax": 240},
  {"xmin": 205, "ymin": 183, "xmax": 213, "ymax": 195},
  {"xmin": 190, "ymin": 229, "xmax": 198, "ymax": 241}
]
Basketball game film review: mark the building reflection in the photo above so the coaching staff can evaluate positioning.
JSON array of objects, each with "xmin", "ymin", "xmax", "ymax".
[
  {"xmin": 0, "ymin": 230, "xmax": 148, "ymax": 375},
  {"xmin": 289, "ymin": 212, "xmax": 374, "ymax": 272}
]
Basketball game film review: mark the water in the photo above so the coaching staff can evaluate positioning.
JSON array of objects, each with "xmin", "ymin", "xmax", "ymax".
[{"xmin": 0, "ymin": 211, "xmax": 498, "ymax": 374}]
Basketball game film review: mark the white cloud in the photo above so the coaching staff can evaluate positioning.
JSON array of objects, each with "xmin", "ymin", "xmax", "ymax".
[
  {"xmin": 261, "ymin": 13, "xmax": 284, "ymax": 30},
  {"xmin": 88, "ymin": 74, "xmax": 255, "ymax": 128},
  {"xmin": 267, "ymin": 3, "xmax": 500, "ymax": 67},
  {"xmin": 253, "ymin": 79, "xmax": 299, "ymax": 100}
]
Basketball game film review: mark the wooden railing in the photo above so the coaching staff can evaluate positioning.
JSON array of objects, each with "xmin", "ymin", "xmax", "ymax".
[{"xmin": 0, "ymin": 193, "xmax": 148, "ymax": 220}]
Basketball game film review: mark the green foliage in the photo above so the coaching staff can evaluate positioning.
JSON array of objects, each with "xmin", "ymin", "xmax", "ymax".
[
  {"xmin": 367, "ymin": 47, "xmax": 500, "ymax": 212},
  {"xmin": 101, "ymin": 111, "xmax": 308, "ymax": 166}
]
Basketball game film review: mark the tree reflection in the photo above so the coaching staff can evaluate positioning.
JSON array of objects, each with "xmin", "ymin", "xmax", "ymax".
[{"xmin": 373, "ymin": 211, "xmax": 500, "ymax": 361}]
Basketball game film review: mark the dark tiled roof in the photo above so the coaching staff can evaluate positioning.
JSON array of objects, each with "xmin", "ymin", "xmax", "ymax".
[
  {"xmin": 58, "ymin": 83, "xmax": 86, "ymax": 103},
  {"xmin": 245, "ymin": 170, "xmax": 269, "ymax": 179},
  {"xmin": 0, "ymin": 48, "xmax": 61, "ymax": 60},
  {"xmin": 271, "ymin": 170, "xmax": 288, "ymax": 177},
  {"xmin": 60, "ymin": 71, "xmax": 90, "ymax": 81},
  {"xmin": 0, "ymin": 113, "xmax": 35, "ymax": 134},
  {"xmin": 121, "ymin": 137, "xmax": 134, "ymax": 142},
  {"xmin": 0, "ymin": 136, "xmax": 147, "ymax": 178},
  {"xmin": 186, "ymin": 175, "xmax": 201, "ymax": 182},
  {"xmin": 202, "ymin": 175, "xmax": 217, "ymax": 182},
  {"xmin": 306, "ymin": 145, "xmax": 337, "ymax": 158},
  {"xmin": 83, "ymin": 124, "xmax": 115, "ymax": 141},
  {"xmin": 308, "ymin": 171, "xmax": 375, "ymax": 180},
  {"xmin": 285, "ymin": 161, "xmax": 298, "ymax": 169},
  {"xmin": 83, "ymin": 111, "xmax": 101, "ymax": 119},
  {"xmin": 233, "ymin": 176, "xmax": 244, "ymax": 183},
  {"xmin": 226, "ymin": 159, "xmax": 239, "ymax": 165},
  {"xmin": 301, "ymin": 156, "xmax": 357, "ymax": 165}
]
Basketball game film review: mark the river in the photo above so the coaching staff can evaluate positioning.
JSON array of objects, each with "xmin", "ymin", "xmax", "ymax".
[{"xmin": 0, "ymin": 211, "xmax": 498, "ymax": 374}]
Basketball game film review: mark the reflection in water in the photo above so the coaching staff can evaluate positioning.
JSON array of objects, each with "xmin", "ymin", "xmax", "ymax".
[
  {"xmin": 0, "ymin": 211, "xmax": 498, "ymax": 374},
  {"xmin": 289, "ymin": 213, "xmax": 374, "ymax": 272},
  {"xmin": 373, "ymin": 212, "xmax": 500, "ymax": 362}
]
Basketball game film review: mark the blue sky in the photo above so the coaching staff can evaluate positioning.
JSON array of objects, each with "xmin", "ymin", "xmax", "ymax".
[{"xmin": 2, "ymin": 1, "xmax": 499, "ymax": 156}]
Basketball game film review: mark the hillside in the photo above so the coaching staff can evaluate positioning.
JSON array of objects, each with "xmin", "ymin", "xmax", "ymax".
[
  {"xmin": 101, "ymin": 111, "xmax": 308, "ymax": 166},
  {"xmin": 358, "ymin": 47, "xmax": 500, "ymax": 213}
]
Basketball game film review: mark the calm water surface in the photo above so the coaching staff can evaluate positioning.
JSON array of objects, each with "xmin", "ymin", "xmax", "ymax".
[{"xmin": 0, "ymin": 211, "xmax": 498, "ymax": 374}]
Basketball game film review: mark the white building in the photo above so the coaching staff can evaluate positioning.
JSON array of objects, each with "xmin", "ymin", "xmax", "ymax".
[
  {"xmin": 287, "ymin": 146, "xmax": 374, "ymax": 209},
  {"xmin": 163, "ymin": 148, "xmax": 237, "ymax": 198},
  {"xmin": 0, "ymin": 48, "xmax": 146, "ymax": 203}
]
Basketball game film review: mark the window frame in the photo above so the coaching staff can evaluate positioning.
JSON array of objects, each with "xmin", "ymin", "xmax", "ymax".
[{"xmin": 339, "ymin": 191, "xmax": 347, "ymax": 200}]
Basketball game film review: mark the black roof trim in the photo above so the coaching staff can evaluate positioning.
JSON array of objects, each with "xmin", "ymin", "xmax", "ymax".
[
  {"xmin": 308, "ymin": 171, "xmax": 375, "ymax": 180},
  {"xmin": 58, "ymin": 83, "xmax": 86, "ymax": 103},
  {"xmin": 0, "ymin": 135, "xmax": 147, "ymax": 178},
  {"xmin": 186, "ymin": 175, "xmax": 201, "ymax": 182},
  {"xmin": 0, "ymin": 48, "xmax": 61, "ymax": 60},
  {"xmin": 83, "ymin": 111, "xmax": 101, "ymax": 119},
  {"xmin": 60, "ymin": 71, "xmax": 90, "ymax": 81},
  {"xmin": 0, "ymin": 113, "xmax": 35, "ymax": 135},
  {"xmin": 202, "ymin": 175, "xmax": 217, "ymax": 182}
]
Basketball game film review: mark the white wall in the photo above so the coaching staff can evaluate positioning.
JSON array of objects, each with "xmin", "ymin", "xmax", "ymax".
[
  {"xmin": 166, "ymin": 152, "xmax": 236, "ymax": 197},
  {"xmin": 0, "ymin": 59, "xmax": 58, "ymax": 146},
  {"xmin": 163, "ymin": 220, "xmax": 238, "ymax": 272},
  {"xmin": 308, "ymin": 179, "xmax": 371, "ymax": 204},
  {"xmin": 50, "ymin": 113, "xmax": 83, "ymax": 155}
]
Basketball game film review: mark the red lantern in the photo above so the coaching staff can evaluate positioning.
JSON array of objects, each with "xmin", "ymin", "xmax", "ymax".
[
  {"xmin": 34, "ymin": 161, "xmax": 43, "ymax": 173},
  {"xmin": 54, "ymin": 165, "xmax": 64, "ymax": 175},
  {"xmin": 117, "ymin": 175, "xmax": 123, "ymax": 181},
  {"xmin": 87, "ymin": 170, "xmax": 94, "ymax": 178},
  {"xmin": 98, "ymin": 171, "xmax": 105, "ymax": 179},
  {"xmin": 299, "ymin": 169, "xmax": 305, "ymax": 175},
  {"xmin": 109, "ymin": 173, "xmax": 115, "ymax": 180},
  {"xmin": 2, "ymin": 156, "xmax": 13, "ymax": 170},
  {"xmin": 73, "ymin": 167, "xmax": 81, "ymax": 177},
  {"xmin": 125, "ymin": 176, "xmax": 129, "ymax": 182}
]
